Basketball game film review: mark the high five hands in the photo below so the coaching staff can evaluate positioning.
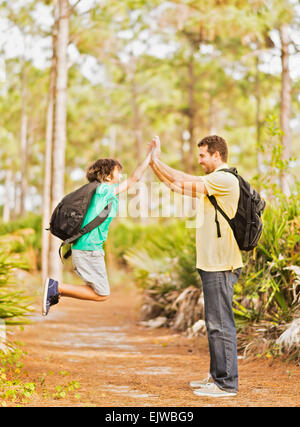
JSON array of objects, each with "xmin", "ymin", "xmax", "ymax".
[{"xmin": 147, "ymin": 135, "xmax": 161, "ymax": 165}]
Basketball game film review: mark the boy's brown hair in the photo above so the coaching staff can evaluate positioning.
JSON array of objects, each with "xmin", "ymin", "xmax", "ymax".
[{"xmin": 86, "ymin": 158, "xmax": 123, "ymax": 183}]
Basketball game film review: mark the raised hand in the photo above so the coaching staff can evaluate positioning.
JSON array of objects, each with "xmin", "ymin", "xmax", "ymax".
[
  {"xmin": 151, "ymin": 135, "xmax": 161, "ymax": 161},
  {"xmin": 147, "ymin": 138, "xmax": 156, "ymax": 155}
]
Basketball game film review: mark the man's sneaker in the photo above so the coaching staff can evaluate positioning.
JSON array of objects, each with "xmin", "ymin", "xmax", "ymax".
[
  {"xmin": 42, "ymin": 278, "xmax": 60, "ymax": 316},
  {"xmin": 193, "ymin": 383, "xmax": 237, "ymax": 398},
  {"xmin": 189, "ymin": 373, "xmax": 213, "ymax": 388}
]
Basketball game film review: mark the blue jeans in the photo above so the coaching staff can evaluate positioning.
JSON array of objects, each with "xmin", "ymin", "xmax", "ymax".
[{"xmin": 198, "ymin": 268, "xmax": 242, "ymax": 392}]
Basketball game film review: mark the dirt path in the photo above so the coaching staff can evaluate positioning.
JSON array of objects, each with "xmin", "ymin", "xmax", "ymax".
[{"xmin": 14, "ymin": 285, "xmax": 299, "ymax": 407}]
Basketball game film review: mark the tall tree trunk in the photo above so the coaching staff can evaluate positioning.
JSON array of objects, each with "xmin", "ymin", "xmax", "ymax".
[
  {"xmin": 279, "ymin": 25, "xmax": 292, "ymax": 197},
  {"xmin": 20, "ymin": 64, "xmax": 28, "ymax": 216},
  {"xmin": 180, "ymin": 134, "xmax": 186, "ymax": 165},
  {"xmin": 109, "ymin": 126, "xmax": 116, "ymax": 157},
  {"xmin": 42, "ymin": 0, "xmax": 59, "ymax": 283},
  {"xmin": 255, "ymin": 56, "xmax": 263, "ymax": 179},
  {"xmin": 187, "ymin": 56, "xmax": 196, "ymax": 174},
  {"xmin": 3, "ymin": 168, "xmax": 12, "ymax": 223},
  {"xmin": 131, "ymin": 65, "xmax": 142, "ymax": 164},
  {"xmin": 208, "ymin": 95, "xmax": 217, "ymax": 134},
  {"xmin": 12, "ymin": 178, "xmax": 19, "ymax": 220},
  {"xmin": 48, "ymin": 0, "xmax": 69, "ymax": 282},
  {"xmin": 129, "ymin": 57, "xmax": 149, "ymax": 222},
  {"xmin": 132, "ymin": 70, "xmax": 148, "ymax": 222}
]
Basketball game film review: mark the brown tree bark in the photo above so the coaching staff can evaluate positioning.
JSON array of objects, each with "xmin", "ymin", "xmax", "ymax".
[
  {"xmin": 255, "ymin": 56, "xmax": 263, "ymax": 179},
  {"xmin": 20, "ymin": 64, "xmax": 28, "ymax": 216},
  {"xmin": 42, "ymin": 0, "xmax": 59, "ymax": 283},
  {"xmin": 130, "ymin": 60, "xmax": 142, "ymax": 165},
  {"xmin": 186, "ymin": 57, "xmax": 196, "ymax": 174},
  {"xmin": 3, "ymin": 167, "xmax": 12, "ymax": 223},
  {"xmin": 48, "ymin": 0, "xmax": 69, "ymax": 282}
]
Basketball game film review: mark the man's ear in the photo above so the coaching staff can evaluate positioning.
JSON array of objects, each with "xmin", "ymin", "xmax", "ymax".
[{"xmin": 213, "ymin": 151, "xmax": 221, "ymax": 161}]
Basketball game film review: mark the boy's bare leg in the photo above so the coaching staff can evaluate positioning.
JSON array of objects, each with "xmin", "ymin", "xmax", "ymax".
[{"xmin": 58, "ymin": 283, "xmax": 108, "ymax": 302}]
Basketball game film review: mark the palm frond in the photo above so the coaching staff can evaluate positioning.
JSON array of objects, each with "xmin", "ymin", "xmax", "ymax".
[{"xmin": 276, "ymin": 318, "xmax": 300, "ymax": 353}]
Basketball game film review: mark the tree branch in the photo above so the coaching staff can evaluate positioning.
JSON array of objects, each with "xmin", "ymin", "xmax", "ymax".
[{"xmin": 68, "ymin": 0, "xmax": 82, "ymax": 16}]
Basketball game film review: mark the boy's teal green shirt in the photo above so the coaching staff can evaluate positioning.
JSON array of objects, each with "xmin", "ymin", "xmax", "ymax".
[{"xmin": 72, "ymin": 183, "xmax": 119, "ymax": 252}]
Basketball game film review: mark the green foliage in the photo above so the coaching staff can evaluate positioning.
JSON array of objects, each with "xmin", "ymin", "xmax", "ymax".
[
  {"xmin": 110, "ymin": 219, "xmax": 200, "ymax": 293},
  {"xmin": 232, "ymin": 113, "xmax": 300, "ymax": 329},
  {"xmin": 0, "ymin": 214, "xmax": 42, "ymax": 271},
  {"xmin": 110, "ymin": 186, "xmax": 299, "ymax": 331},
  {"xmin": 0, "ymin": 346, "xmax": 82, "ymax": 406},
  {"xmin": 1, "ymin": 0, "xmax": 300, "ymax": 221},
  {"xmin": 0, "ymin": 217, "xmax": 37, "ymax": 325},
  {"xmin": 0, "ymin": 253, "xmax": 33, "ymax": 325},
  {"xmin": 52, "ymin": 380, "xmax": 81, "ymax": 401},
  {"xmin": 235, "ymin": 191, "xmax": 300, "ymax": 326},
  {"xmin": 0, "ymin": 214, "xmax": 42, "ymax": 252},
  {"xmin": 0, "ymin": 346, "xmax": 36, "ymax": 406}
]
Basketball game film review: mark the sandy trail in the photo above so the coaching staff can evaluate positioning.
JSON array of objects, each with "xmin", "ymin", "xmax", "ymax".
[{"xmin": 14, "ymin": 285, "xmax": 300, "ymax": 407}]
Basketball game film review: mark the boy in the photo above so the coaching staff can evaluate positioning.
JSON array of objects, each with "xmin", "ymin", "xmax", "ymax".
[{"xmin": 42, "ymin": 147, "xmax": 152, "ymax": 316}]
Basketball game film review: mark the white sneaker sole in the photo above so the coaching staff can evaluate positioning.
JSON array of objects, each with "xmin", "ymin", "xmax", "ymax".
[
  {"xmin": 190, "ymin": 379, "xmax": 213, "ymax": 388},
  {"xmin": 193, "ymin": 389, "xmax": 237, "ymax": 398},
  {"xmin": 42, "ymin": 277, "xmax": 50, "ymax": 316}
]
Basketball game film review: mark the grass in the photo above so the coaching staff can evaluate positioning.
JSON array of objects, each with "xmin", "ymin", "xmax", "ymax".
[{"xmin": 0, "ymin": 343, "xmax": 83, "ymax": 407}]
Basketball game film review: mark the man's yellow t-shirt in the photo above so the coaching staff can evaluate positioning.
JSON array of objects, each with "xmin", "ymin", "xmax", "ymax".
[{"xmin": 196, "ymin": 164, "xmax": 243, "ymax": 272}]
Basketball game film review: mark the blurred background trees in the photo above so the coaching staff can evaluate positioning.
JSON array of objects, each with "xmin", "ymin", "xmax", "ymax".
[
  {"xmin": 0, "ymin": 0, "xmax": 299, "ymax": 222},
  {"xmin": 0, "ymin": 0, "xmax": 299, "ymax": 357}
]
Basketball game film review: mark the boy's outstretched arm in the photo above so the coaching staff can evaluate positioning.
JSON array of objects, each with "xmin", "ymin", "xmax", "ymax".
[{"xmin": 114, "ymin": 144, "xmax": 153, "ymax": 196}]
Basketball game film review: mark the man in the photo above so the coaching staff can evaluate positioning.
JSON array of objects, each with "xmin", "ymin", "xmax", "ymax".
[{"xmin": 150, "ymin": 135, "xmax": 243, "ymax": 398}]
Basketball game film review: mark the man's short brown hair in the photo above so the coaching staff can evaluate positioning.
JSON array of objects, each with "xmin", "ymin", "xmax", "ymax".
[{"xmin": 197, "ymin": 135, "xmax": 228, "ymax": 162}]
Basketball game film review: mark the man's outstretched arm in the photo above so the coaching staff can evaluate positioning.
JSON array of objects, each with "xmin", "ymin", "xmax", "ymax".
[
  {"xmin": 151, "ymin": 156, "xmax": 207, "ymax": 197},
  {"xmin": 150, "ymin": 137, "xmax": 207, "ymax": 196},
  {"xmin": 150, "ymin": 136, "xmax": 205, "ymax": 183},
  {"xmin": 153, "ymin": 157, "xmax": 205, "ymax": 183}
]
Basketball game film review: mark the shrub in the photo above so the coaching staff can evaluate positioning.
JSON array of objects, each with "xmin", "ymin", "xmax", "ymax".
[
  {"xmin": 113, "ymin": 219, "xmax": 201, "ymax": 294},
  {"xmin": 0, "ymin": 215, "xmax": 41, "ymax": 271},
  {"xmin": 110, "ymin": 195, "xmax": 299, "ymax": 359},
  {"xmin": 0, "ymin": 253, "xmax": 33, "ymax": 326},
  {"xmin": 235, "ymin": 192, "xmax": 300, "ymax": 327},
  {"xmin": 0, "ymin": 225, "xmax": 34, "ymax": 327}
]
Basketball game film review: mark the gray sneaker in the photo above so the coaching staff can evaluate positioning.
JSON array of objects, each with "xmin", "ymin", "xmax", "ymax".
[
  {"xmin": 189, "ymin": 373, "xmax": 213, "ymax": 388},
  {"xmin": 193, "ymin": 383, "xmax": 237, "ymax": 397}
]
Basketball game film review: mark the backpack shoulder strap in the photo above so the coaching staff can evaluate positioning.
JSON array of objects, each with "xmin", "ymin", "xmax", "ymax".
[
  {"xmin": 218, "ymin": 167, "xmax": 238, "ymax": 176},
  {"xmin": 206, "ymin": 167, "xmax": 237, "ymax": 238},
  {"xmin": 207, "ymin": 195, "xmax": 232, "ymax": 238},
  {"xmin": 59, "ymin": 201, "xmax": 113, "ymax": 260}
]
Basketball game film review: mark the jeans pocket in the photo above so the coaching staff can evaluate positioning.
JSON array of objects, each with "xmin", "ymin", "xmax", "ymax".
[
  {"xmin": 226, "ymin": 269, "xmax": 241, "ymax": 288},
  {"xmin": 234, "ymin": 268, "xmax": 242, "ymax": 280}
]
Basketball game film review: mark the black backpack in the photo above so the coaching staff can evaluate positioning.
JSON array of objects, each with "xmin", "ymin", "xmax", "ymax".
[
  {"xmin": 48, "ymin": 181, "xmax": 112, "ymax": 259},
  {"xmin": 207, "ymin": 168, "xmax": 266, "ymax": 251}
]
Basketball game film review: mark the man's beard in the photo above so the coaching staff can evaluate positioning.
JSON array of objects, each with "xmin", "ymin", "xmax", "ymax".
[{"xmin": 203, "ymin": 164, "xmax": 214, "ymax": 174}]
